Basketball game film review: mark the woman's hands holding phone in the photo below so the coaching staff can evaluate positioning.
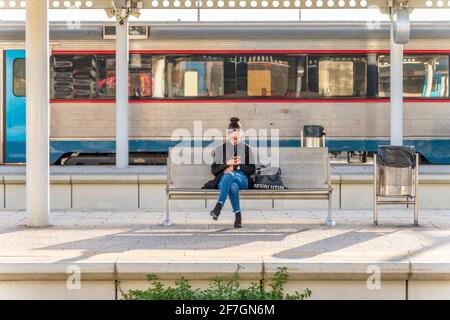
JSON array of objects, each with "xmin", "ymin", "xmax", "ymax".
[
  {"xmin": 226, "ymin": 156, "xmax": 240, "ymax": 166},
  {"xmin": 224, "ymin": 156, "xmax": 241, "ymax": 173}
]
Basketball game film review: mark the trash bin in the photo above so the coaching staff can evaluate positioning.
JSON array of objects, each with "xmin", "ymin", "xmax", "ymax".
[
  {"xmin": 373, "ymin": 145, "xmax": 419, "ymax": 226},
  {"xmin": 301, "ymin": 125, "xmax": 326, "ymax": 148},
  {"xmin": 376, "ymin": 145, "xmax": 416, "ymax": 197}
]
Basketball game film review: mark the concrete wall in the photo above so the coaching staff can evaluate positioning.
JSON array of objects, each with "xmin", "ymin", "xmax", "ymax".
[
  {"xmin": 0, "ymin": 281, "xmax": 115, "ymax": 300},
  {"xmin": 1, "ymin": 258, "xmax": 450, "ymax": 300},
  {"xmin": 0, "ymin": 172, "xmax": 449, "ymax": 211},
  {"xmin": 1, "ymin": 278, "xmax": 450, "ymax": 300}
]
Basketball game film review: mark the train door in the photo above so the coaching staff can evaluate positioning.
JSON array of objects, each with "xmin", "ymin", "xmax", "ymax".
[{"xmin": 4, "ymin": 50, "xmax": 26, "ymax": 163}]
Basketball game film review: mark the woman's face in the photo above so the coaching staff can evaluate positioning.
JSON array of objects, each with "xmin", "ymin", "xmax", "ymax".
[{"xmin": 228, "ymin": 130, "xmax": 241, "ymax": 145}]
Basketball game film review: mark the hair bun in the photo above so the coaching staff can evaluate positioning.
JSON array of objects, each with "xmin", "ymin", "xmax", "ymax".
[{"xmin": 228, "ymin": 116, "xmax": 242, "ymax": 130}]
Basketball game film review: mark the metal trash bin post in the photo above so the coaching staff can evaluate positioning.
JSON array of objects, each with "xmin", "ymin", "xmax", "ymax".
[
  {"xmin": 373, "ymin": 147, "xmax": 419, "ymax": 226},
  {"xmin": 301, "ymin": 125, "xmax": 326, "ymax": 147}
]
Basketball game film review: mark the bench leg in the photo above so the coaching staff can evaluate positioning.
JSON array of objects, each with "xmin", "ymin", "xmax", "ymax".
[
  {"xmin": 160, "ymin": 194, "xmax": 174, "ymax": 226},
  {"xmin": 414, "ymin": 197, "xmax": 419, "ymax": 226},
  {"xmin": 373, "ymin": 195, "xmax": 378, "ymax": 226},
  {"xmin": 324, "ymin": 193, "xmax": 336, "ymax": 226}
]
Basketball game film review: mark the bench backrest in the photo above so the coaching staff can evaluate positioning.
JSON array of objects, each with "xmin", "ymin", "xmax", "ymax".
[{"xmin": 168, "ymin": 147, "xmax": 330, "ymax": 189}]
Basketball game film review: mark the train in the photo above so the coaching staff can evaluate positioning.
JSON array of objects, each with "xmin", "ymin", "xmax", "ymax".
[{"xmin": 1, "ymin": 21, "xmax": 450, "ymax": 164}]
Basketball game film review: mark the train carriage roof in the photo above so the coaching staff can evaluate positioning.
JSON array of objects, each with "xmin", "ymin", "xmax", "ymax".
[{"xmin": 1, "ymin": 21, "xmax": 450, "ymax": 41}]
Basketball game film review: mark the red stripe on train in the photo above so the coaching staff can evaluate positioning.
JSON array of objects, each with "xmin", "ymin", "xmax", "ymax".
[
  {"xmin": 51, "ymin": 49, "xmax": 450, "ymax": 55},
  {"xmin": 49, "ymin": 98, "xmax": 450, "ymax": 104}
]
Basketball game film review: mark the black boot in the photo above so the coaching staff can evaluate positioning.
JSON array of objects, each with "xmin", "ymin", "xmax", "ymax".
[
  {"xmin": 234, "ymin": 212, "xmax": 242, "ymax": 228},
  {"xmin": 210, "ymin": 202, "xmax": 223, "ymax": 221}
]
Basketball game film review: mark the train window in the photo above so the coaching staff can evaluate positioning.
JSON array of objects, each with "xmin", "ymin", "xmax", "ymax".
[
  {"xmin": 166, "ymin": 56, "xmax": 224, "ymax": 98},
  {"xmin": 378, "ymin": 55, "xmax": 449, "ymax": 98},
  {"xmin": 13, "ymin": 58, "xmax": 26, "ymax": 97},
  {"xmin": 129, "ymin": 54, "xmax": 152, "ymax": 99},
  {"xmin": 51, "ymin": 55, "xmax": 74, "ymax": 99},
  {"xmin": 224, "ymin": 57, "xmax": 237, "ymax": 96},
  {"xmin": 234, "ymin": 55, "xmax": 299, "ymax": 97},
  {"xmin": 97, "ymin": 55, "xmax": 115, "ymax": 98},
  {"xmin": 308, "ymin": 56, "xmax": 367, "ymax": 97},
  {"xmin": 51, "ymin": 55, "xmax": 97, "ymax": 100},
  {"xmin": 366, "ymin": 54, "xmax": 378, "ymax": 97},
  {"xmin": 152, "ymin": 57, "xmax": 166, "ymax": 98},
  {"xmin": 292, "ymin": 56, "xmax": 307, "ymax": 98},
  {"xmin": 97, "ymin": 54, "xmax": 153, "ymax": 99},
  {"xmin": 73, "ymin": 55, "xmax": 97, "ymax": 99},
  {"xmin": 319, "ymin": 60, "xmax": 354, "ymax": 96}
]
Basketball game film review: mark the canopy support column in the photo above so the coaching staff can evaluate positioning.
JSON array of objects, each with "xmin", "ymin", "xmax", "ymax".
[
  {"xmin": 390, "ymin": 14, "xmax": 404, "ymax": 146},
  {"xmin": 115, "ymin": 8, "xmax": 130, "ymax": 168},
  {"xmin": 389, "ymin": 6, "xmax": 410, "ymax": 146},
  {"xmin": 25, "ymin": 0, "xmax": 50, "ymax": 227}
]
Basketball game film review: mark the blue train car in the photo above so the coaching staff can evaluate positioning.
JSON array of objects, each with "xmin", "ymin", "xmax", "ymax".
[{"xmin": 4, "ymin": 50, "xmax": 26, "ymax": 163}]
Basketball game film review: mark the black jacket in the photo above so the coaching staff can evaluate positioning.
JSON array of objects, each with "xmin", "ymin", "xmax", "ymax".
[{"xmin": 202, "ymin": 142, "xmax": 256, "ymax": 189}]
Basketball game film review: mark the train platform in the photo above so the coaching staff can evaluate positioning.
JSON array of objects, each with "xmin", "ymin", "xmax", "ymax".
[{"xmin": 0, "ymin": 208, "xmax": 449, "ymax": 300}]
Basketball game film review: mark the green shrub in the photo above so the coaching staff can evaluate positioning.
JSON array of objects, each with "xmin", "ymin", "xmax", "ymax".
[{"xmin": 121, "ymin": 266, "xmax": 311, "ymax": 300}]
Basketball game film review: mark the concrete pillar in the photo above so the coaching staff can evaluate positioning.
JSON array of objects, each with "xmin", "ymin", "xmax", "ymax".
[
  {"xmin": 115, "ymin": 18, "xmax": 129, "ymax": 168},
  {"xmin": 25, "ymin": 0, "xmax": 49, "ymax": 227},
  {"xmin": 390, "ymin": 13, "xmax": 404, "ymax": 146}
]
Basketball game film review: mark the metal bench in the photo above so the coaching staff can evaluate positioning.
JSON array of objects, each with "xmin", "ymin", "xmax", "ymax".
[{"xmin": 163, "ymin": 147, "xmax": 334, "ymax": 226}]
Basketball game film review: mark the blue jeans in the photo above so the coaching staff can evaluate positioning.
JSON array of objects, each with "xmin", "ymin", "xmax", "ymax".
[{"xmin": 218, "ymin": 170, "xmax": 248, "ymax": 213}]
